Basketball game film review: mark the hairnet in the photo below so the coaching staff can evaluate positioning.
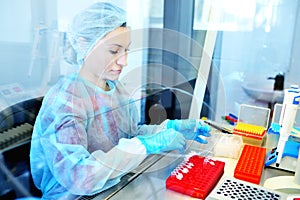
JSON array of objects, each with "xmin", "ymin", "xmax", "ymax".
[{"xmin": 65, "ymin": 2, "xmax": 126, "ymax": 66}]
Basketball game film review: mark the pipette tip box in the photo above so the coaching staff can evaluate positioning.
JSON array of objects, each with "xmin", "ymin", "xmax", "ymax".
[
  {"xmin": 233, "ymin": 122, "xmax": 266, "ymax": 146},
  {"xmin": 233, "ymin": 104, "xmax": 270, "ymax": 147}
]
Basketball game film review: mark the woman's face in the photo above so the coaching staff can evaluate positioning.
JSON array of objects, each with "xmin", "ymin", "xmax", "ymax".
[{"xmin": 83, "ymin": 27, "xmax": 131, "ymax": 83}]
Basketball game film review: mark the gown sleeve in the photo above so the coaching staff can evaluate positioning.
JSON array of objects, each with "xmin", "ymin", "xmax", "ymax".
[
  {"xmin": 40, "ymin": 129, "xmax": 146, "ymax": 195},
  {"xmin": 33, "ymin": 85, "xmax": 147, "ymax": 196}
]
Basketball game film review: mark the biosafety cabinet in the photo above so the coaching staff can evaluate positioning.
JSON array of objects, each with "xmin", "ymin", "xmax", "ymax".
[{"xmin": 1, "ymin": 0, "xmax": 300, "ymax": 199}]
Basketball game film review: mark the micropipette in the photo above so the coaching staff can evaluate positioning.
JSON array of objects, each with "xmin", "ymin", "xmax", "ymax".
[{"xmin": 276, "ymin": 85, "xmax": 300, "ymax": 167}]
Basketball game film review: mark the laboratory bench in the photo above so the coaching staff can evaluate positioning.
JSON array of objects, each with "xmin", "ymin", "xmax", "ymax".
[
  {"xmin": 0, "ymin": 94, "xmax": 299, "ymax": 199},
  {"xmin": 79, "ymin": 130, "xmax": 299, "ymax": 200}
]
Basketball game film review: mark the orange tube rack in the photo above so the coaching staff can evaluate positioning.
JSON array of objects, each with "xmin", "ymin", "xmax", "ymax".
[{"xmin": 234, "ymin": 144, "xmax": 266, "ymax": 184}]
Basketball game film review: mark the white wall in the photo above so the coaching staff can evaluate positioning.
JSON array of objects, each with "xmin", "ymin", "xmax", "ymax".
[
  {"xmin": 287, "ymin": 2, "xmax": 300, "ymax": 86},
  {"xmin": 0, "ymin": 0, "xmax": 31, "ymax": 43}
]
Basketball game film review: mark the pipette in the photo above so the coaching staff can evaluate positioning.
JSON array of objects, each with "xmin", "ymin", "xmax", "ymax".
[{"xmin": 276, "ymin": 85, "xmax": 300, "ymax": 167}]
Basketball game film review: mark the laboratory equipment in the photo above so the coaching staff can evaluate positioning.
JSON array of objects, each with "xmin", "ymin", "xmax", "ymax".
[
  {"xmin": 223, "ymin": 113, "xmax": 238, "ymax": 125},
  {"xmin": 0, "ymin": 98, "xmax": 43, "ymax": 198},
  {"xmin": 42, "ymin": 30, "xmax": 64, "ymax": 88},
  {"xmin": 266, "ymin": 103, "xmax": 285, "ymax": 150},
  {"xmin": 233, "ymin": 122, "xmax": 266, "ymax": 142},
  {"xmin": 0, "ymin": 123, "xmax": 33, "ymax": 150},
  {"xmin": 28, "ymin": 24, "xmax": 47, "ymax": 78},
  {"xmin": 233, "ymin": 104, "xmax": 270, "ymax": 146},
  {"xmin": 265, "ymin": 102, "xmax": 300, "ymax": 171},
  {"xmin": 203, "ymin": 119, "xmax": 233, "ymax": 134},
  {"xmin": 264, "ymin": 149, "xmax": 300, "ymax": 193},
  {"xmin": 265, "ymin": 137, "xmax": 300, "ymax": 170},
  {"xmin": 275, "ymin": 85, "xmax": 300, "ymax": 167},
  {"xmin": 263, "ymin": 85, "xmax": 300, "ymax": 193},
  {"xmin": 166, "ymin": 153, "xmax": 225, "ymax": 199},
  {"xmin": 207, "ymin": 177, "xmax": 282, "ymax": 200},
  {"xmin": 213, "ymin": 133, "xmax": 243, "ymax": 159},
  {"xmin": 268, "ymin": 73, "xmax": 285, "ymax": 91},
  {"xmin": 234, "ymin": 145, "xmax": 266, "ymax": 184}
]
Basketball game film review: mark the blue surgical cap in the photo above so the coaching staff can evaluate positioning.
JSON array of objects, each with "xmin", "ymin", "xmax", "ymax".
[{"xmin": 65, "ymin": 2, "xmax": 126, "ymax": 66}]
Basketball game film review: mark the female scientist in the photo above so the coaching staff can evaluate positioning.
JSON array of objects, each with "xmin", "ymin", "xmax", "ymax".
[{"xmin": 30, "ymin": 2, "xmax": 211, "ymax": 199}]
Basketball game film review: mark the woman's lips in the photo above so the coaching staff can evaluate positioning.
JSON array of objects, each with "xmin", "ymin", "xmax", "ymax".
[{"xmin": 111, "ymin": 69, "xmax": 122, "ymax": 74}]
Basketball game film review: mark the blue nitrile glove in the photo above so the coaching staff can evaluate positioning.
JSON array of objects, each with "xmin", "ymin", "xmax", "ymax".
[
  {"xmin": 167, "ymin": 119, "xmax": 211, "ymax": 144},
  {"xmin": 137, "ymin": 129, "xmax": 186, "ymax": 154}
]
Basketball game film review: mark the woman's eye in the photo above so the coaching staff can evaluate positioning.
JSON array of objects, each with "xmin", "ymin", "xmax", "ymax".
[{"xmin": 109, "ymin": 50, "xmax": 119, "ymax": 54}]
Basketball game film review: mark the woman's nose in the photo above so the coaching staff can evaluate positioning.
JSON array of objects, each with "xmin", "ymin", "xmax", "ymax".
[{"xmin": 116, "ymin": 53, "xmax": 128, "ymax": 67}]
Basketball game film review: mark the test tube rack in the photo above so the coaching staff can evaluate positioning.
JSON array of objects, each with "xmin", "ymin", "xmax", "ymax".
[
  {"xmin": 166, "ymin": 154, "xmax": 225, "ymax": 199},
  {"xmin": 206, "ymin": 177, "xmax": 282, "ymax": 200},
  {"xmin": 234, "ymin": 144, "xmax": 266, "ymax": 184},
  {"xmin": 0, "ymin": 123, "xmax": 33, "ymax": 151}
]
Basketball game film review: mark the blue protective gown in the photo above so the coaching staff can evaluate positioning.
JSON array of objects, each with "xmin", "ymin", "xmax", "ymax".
[{"xmin": 30, "ymin": 73, "xmax": 164, "ymax": 199}]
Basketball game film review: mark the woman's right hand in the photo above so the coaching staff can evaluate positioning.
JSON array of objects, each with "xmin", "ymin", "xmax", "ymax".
[{"xmin": 136, "ymin": 129, "xmax": 186, "ymax": 154}]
